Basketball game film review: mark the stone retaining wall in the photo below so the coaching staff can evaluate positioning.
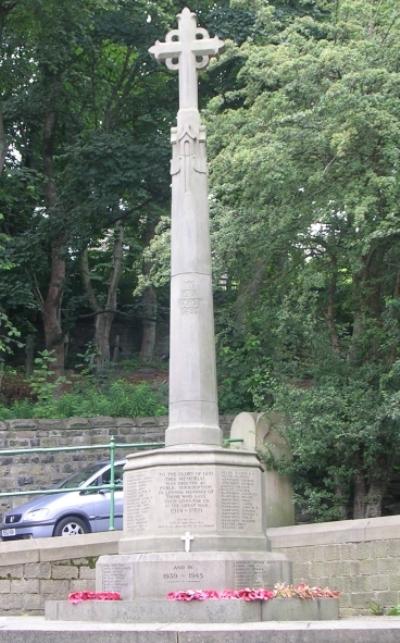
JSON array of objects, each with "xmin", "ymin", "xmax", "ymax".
[
  {"xmin": 269, "ymin": 516, "xmax": 400, "ymax": 618},
  {"xmin": 0, "ymin": 416, "xmax": 233, "ymax": 515},
  {"xmin": 0, "ymin": 532, "xmax": 118, "ymax": 614},
  {"xmin": 0, "ymin": 516, "xmax": 399, "ymax": 617}
]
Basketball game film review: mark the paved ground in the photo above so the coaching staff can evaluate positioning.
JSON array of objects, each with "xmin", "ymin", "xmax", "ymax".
[{"xmin": 1, "ymin": 616, "xmax": 400, "ymax": 643}]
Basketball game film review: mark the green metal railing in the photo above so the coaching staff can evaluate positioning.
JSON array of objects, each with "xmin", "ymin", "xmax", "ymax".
[{"xmin": 0, "ymin": 436, "xmax": 243, "ymax": 531}]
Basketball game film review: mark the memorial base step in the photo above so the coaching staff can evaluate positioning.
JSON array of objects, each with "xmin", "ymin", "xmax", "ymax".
[{"xmin": 45, "ymin": 597, "xmax": 339, "ymax": 623}]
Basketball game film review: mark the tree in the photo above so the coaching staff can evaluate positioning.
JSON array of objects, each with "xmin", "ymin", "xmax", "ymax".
[
  {"xmin": 207, "ymin": 0, "xmax": 400, "ymax": 519},
  {"xmin": 0, "ymin": 0, "xmax": 178, "ymax": 373}
]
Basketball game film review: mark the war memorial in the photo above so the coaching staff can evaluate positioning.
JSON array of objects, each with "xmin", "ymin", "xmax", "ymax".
[{"xmin": 1, "ymin": 7, "xmax": 400, "ymax": 643}]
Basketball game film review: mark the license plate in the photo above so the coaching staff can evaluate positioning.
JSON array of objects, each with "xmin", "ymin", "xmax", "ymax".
[{"xmin": 1, "ymin": 528, "xmax": 16, "ymax": 537}]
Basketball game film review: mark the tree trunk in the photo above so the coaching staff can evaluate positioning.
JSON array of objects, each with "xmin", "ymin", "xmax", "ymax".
[
  {"xmin": 365, "ymin": 480, "xmax": 385, "ymax": 518},
  {"xmin": 25, "ymin": 334, "xmax": 35, "ymax": 377},
  {"xmin": 325, "ymin": 256, "xmax": 340, "ymax": 354},
  {"xmin": 94, "ymin": 311, "xmax": 114, "ymax": 370},
  {"xmin": 112, "ymin": 334, "xmax": 120, "ymax": 363},
  {"xmin": 353, "ymin": 471, "xmax": 366, "ymax": 519},
  {"xmin": 42, "ymin": 109, "xmax": 65, "ymax": 376},
  {"xmin": 0, "ymin": 110, "xmax": 7, "ymax": 174},
  {"xmin": 139, "ymin": 286, "xmax": 157, "ymax": 363},
  {"xmin": 80, "ymin": 221, "xmax": 124, "ymax": 372}
]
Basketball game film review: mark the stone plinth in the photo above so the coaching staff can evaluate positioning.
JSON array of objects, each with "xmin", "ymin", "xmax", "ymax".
[
  {"xmin": 93, "ymin": 445, "xmax": 292, "ymax": 608},
  {"xmin": 96, "ymin": 551, "xmax": 291, "ymax": 600},
  {"xmin": 119, "ymin": 446, "xmax": 271, "ymax": 554}
]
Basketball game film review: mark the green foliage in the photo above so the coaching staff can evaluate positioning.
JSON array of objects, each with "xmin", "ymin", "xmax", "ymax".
[
  {"xmin": 387, "ymin": 605, "xmax": 400, "ymax": 616},
  {"xmin": 29, "ymin": 350, "xmax": 66, "ymax": 399},
  {"xmin": 369, "ymin": 601, "xmax": 385, "ymax": 616},
  {"xmin": 210, "ymin": 0, "xmax": 400, "ymax": 519},
  {"xmin": 0, "ymin": 378, "xmax": 166, "ymax": 420},
  {"xmin": 0, "ymin": 311, "xmax": 22, "ymax": 359}
]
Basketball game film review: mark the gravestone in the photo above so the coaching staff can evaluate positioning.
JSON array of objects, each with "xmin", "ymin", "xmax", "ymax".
[{"xmin": 230, "ymin": 412, "xmax": 295, "ymax": 527}]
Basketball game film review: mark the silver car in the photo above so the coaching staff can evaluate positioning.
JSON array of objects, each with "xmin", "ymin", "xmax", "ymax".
[{"xmin": 0, "ymin": 460, "xmax": 125, "ymax": 540}]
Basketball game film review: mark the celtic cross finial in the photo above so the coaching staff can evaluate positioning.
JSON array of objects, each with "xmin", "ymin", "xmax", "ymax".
[{"xmin": 149, "ymin": 7, "xmax": 224, "ymax": 110}]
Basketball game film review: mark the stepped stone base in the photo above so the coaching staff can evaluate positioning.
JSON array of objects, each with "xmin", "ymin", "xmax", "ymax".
[
  {"xmin": 45, "ymin": 597, "xmax": 339, "ymax": 623},
  {"xmin": 96, "ymin": 551, "xmax": 291, "ymax": 600}
]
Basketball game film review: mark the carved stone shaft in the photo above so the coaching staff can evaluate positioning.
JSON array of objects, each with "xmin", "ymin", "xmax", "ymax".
[{"xmin": 149, "ymin": 8, "xmax": 224, "ymax": 446}]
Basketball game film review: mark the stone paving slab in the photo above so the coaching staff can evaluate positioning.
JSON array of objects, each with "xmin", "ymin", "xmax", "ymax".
[{"xmin": 1, "ymin": 617, "xmax": 400, "ymax": 643}]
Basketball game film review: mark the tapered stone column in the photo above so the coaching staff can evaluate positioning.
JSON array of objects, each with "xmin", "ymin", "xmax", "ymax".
[{"xmin": 149, "ymin": 7, "xmax": 223, "ymax": 447}]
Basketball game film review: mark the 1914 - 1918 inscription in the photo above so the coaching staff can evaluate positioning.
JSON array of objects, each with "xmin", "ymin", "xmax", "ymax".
[
  {"xmin": 158, "ymin": 468, "xmax": 216, "ymax": 530},
  {"xmin": 124, "ymin": 464, "xmax": 262, "ymax": 536},
  {"xmin": 218, "ymin": 467, "xmax": 261, "ymax": 532}
]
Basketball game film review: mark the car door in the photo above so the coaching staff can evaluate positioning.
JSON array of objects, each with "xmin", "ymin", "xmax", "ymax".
[{"xmin": 82, "ymin": 463, "xmax": 124, "ymax": 533}]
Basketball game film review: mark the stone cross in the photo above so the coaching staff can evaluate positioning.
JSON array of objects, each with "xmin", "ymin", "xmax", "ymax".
[
  {"xmin": 149, "ymin": 7, "xmax": 223, "ymax": 111},
  {"xmin": 181, "ymin": 531, "xmax": 194, "ymax": 553},
  {"xmin": 149, "ymin": 9, "xmax": 224, "ymax": 448}
]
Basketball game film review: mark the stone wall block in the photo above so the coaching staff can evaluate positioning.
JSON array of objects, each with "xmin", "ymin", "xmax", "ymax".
[
  {"xmin": 323, "ymin": 545, "xmax": 340, "ymax": 561},
  {"xmin": 79, "ymin": 566, "xmax": 96, "ymax": 580},
  {"xmin": 8, "ymin": 420, "xmax": 37, "ymax": 430},
  {"xmin": 40, "ymin": 579, "xmax": 70, "ymax": 595},
  {"xmin": 24, "ymin": 562, "xmax": 52, "ymax": 579},
  {"xmin": 359, "ymin": 558, "xmax": 377, "ymax": 574},
  {"xmin": 337, "ymin": 560, "xmax": 360, "ymax": 577},
  {"xmin": 291, "ymin": 562, "xmax": 311, "ymax": 582},
  {"xmin": 373, "ymin": 591, "xmax": 400, "ymax": 607},
  {"xmin": 373, "ymin": 540, "xmax": 389, "ymax": 557},
  {"xmin": 389, "ymin": 574, "xmax": 400, "ymax": 591},
  {"xmin": 350, "ymin": 592, "xmax": 376, "ymax": 608},
  {"xmin": 51, "ymin": 565, "xmax": 79, "ymax": 580},
  {"xmin": 71, "ymin": 558, "xmax": 93, "ymax": 566},
  {"xmin": 23, "ymin": 593, "xmax": 44, "ymax": 611},
  {"xmin": 376, "ymin": 558, "xmax": 396, "ymax": 573},
  {"xmin": 115, "ymin": 419, "xmax": 137, "ymax": 428},
  {"xmin": 0, "ymin": 564, "xmax": 23, "ymax": 579},
  {"xmin": 11, "ymin": 578, "xmax": 39, "ymax": 593},
  {"xmin": 365, "ymin": 574, "xmax": 389, "ymax": 592},
  {"xmin": 388, "ymin": 540, "xmax": 400, "ymax": 557},
  {"xmin": 0, "ymin": 594, "xmax": 24, "ymax": 611},
  {"xmin": 65, "ymin": 418, "xmax": 91, "ymax": 429},
  {"xmin": 90, "ymin": 417, "xmax": 115, "ymax": 428},
  {"xmin": 0, "ymin": 579, "xmax": 11, "ymax": 593},
  {"xmin": 354, "ymin": 542, "xmax": 373, "ymax": 559},
  {"xmin": 69, "ymin": 578, "xmax": 96, "ymax": 592}
]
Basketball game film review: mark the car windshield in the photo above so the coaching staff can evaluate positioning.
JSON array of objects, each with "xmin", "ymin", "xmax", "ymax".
[{"xmin": 57, "ymin": 463, "xmax": 107, "ymax": 489}]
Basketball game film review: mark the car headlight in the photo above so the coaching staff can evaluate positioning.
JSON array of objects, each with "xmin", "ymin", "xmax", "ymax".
[{"xmin": 25, "ymin": 508, "xmax": 50, "ymax": 521}]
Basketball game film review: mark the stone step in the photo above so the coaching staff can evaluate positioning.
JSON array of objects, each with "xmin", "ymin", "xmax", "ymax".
[
  {"xmin": 45, "ymin": 597, "xmax": 339, "ymax": 623},
  {"xmin": 1, "ymin": 616, "xmax": 400, "ymax": 643}
]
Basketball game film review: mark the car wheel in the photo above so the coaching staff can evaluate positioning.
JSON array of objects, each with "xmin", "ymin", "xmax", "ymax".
[{"xmin": 53, "ymin": 516, "xmax": 89, "ymax": 537}]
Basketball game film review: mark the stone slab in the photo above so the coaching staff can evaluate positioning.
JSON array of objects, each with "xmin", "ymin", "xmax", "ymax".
[
  {"xmin": 262, "ymin": 598, "xmax": 339, "ymax": 621},
  {"xmin": 268, "ymin": 515, "xmax": 400, "ymax": 548},
  {"xmin": 2, "ymin": 616, "xmax": 400, "ymax": 643},
  {"xmin": 46, "ymin": 598, "xmax": 338, "ymax": 623},
  {"xmin": 45, "ymin": 598, "xmax": 261, "ymax": 623},
  {"xmin": 96, "ymin": 551, "xmax": 291, "ymax": 600},
  {"xmin": 38, "ymin": 532, "xmax": 119, "ymax": 562}
]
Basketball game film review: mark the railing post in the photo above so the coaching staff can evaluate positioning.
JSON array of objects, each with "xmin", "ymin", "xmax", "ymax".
[{"xmin": 109, "ymin": 435, "xmax": 116, "ymax": 531}]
